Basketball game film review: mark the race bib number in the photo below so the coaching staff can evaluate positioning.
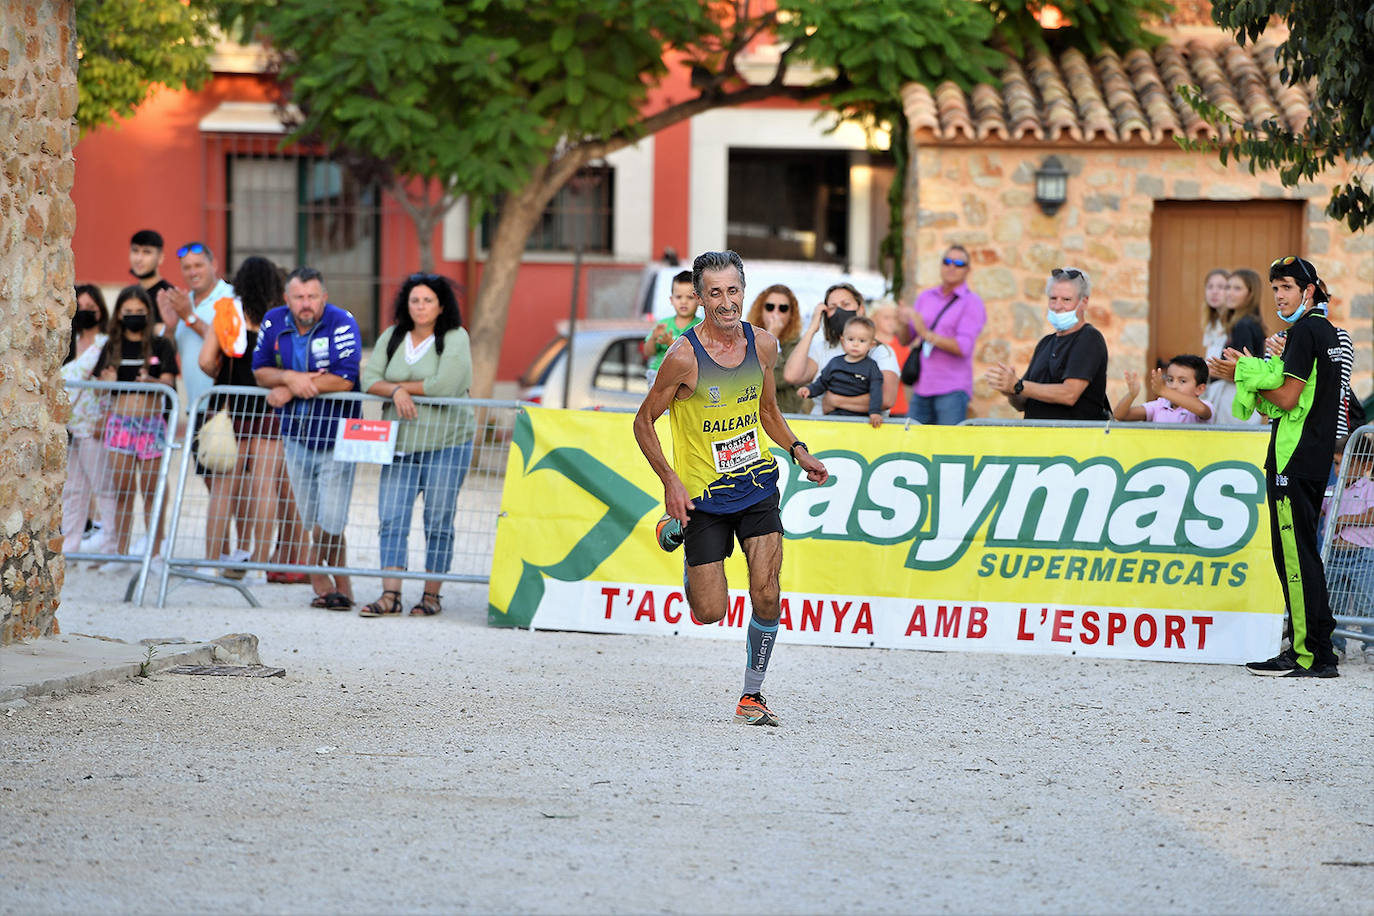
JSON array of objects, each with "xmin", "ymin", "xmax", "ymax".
[{"xmin": 712, "ymin": 428, "xmax": 761, "ymax": 473}]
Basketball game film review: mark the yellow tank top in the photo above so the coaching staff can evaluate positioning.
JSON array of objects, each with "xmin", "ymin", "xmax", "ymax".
[{"xmin": 668, "ymin": 323, "xmax": 779, "ymax": 513}]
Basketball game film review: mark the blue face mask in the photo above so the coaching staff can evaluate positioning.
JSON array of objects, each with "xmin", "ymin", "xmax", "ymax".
[
  {"xmin": 1277, "ymin": 294, "xmax": 1309, "ymax": 325},
  {"xmin": 1046, "ymin": 306, "xmax": 1079, "ymax": 332}
]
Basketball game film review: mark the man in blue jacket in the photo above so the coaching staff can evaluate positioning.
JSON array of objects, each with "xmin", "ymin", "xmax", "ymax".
[{"xmin": 252, "ymin": 267, "xmax": 362, "ymax": 611}]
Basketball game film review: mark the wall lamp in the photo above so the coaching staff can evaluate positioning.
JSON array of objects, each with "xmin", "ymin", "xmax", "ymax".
[{"xmin": 1034, "ymin": 155, "xmax": 1069, "ymax": 216}]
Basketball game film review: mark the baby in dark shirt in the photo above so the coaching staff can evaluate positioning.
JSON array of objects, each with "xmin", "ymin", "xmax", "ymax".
[{"xmin": 798, "ymin": 315, "xmax": 885, "ymax": 428}]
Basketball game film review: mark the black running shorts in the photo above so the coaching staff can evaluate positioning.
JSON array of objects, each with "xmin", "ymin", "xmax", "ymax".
[{"xmin": 683, "ymin": 491, "xmax": 783, "ymax": 567}]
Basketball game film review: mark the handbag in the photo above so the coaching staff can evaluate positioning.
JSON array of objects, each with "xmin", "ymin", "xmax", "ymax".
[
  {"xmin": 197, "ymin": 409, "xmax": 238, "ymax": 473},
  {"xmin": 901, "ymin": 292, "xmax": 960, "ymax": 386}
]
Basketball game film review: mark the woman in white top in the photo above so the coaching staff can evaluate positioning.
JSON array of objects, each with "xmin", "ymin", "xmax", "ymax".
[
  {"xmin": 1200, "ymin": 268, "xmax": 1230, "ymax": 363},
  {"xmin": 61, "ymin": 285, "xmax": 116, "ymax": 555},
  {"xmin": 782, "ymin": 282, "xmax": 898, "ymax": 416}
]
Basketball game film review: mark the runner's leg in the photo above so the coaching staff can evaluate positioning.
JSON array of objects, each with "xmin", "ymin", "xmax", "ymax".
[{"xmin": 740, "ymin": 532, "xmax": 782, "ymax": 695}]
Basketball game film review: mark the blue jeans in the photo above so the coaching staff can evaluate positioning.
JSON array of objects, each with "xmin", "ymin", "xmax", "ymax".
[
  {"xmin": 377, "ymin": 441, "xmax": 473, "ymax": 573},
  {"xmin": 282, "ymin": 439, "xmax": 357, "ymax": 535},
  {"xmin": 908, "ymin": 390, "xmax": 970, "ymax": 426}
]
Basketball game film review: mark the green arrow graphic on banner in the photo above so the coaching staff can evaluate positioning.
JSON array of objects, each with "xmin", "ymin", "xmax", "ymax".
[{"xmin": 490, "ymin": 410, "xmax": 657, "ymax": 627}]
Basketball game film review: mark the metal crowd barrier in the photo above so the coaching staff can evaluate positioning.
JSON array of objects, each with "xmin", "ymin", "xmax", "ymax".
[
  {"xmin": 154, "ymin": 386, "xmax": 522, "ymax": 608},
  {"xmin": 60, "ymin": 379, "xmax": 182, "ymax": 605},
  {"xmin": 1321, "ymin": 423, "xmax": 1374, "ymax": 648}
]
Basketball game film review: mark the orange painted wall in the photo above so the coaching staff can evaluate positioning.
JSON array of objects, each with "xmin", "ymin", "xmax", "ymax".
[{"xmin": 72, "ymin": 73, "xmax": 643, "ymax": 383}]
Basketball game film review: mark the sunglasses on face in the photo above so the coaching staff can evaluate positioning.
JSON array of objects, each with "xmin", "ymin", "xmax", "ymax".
[
  {"xmin": 942, "ymin": 257, "xmax": 969, "ymax": 268},
  {"xmin": 1271, "ymin": 255, "xmax": 1315, "ymax": 284},
  {"xmin": 1052, "ymin": 267, "xmax": 1084, "ymax": 280},
  {"xmin": 763, "ymin": 301, "xmax": 791, "ymax": 313},
  {"xmin": 408, "ymin": 272, "xmax": 444, "ymax": 285},
  {"xmin": 176, "ymin": 243, "xmax": 208, "ymax": 259}
]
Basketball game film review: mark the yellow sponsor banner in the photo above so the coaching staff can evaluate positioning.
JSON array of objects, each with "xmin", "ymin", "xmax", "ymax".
[{"xmin": 490, "ymin": 408, "xmax": 1281, "ymax": 663}]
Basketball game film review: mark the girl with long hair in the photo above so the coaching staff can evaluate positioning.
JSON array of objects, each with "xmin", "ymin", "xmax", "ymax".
[
  {"xmin": 198, "ymin": 257, "xmax": 299, "ymax": 582},
  {"xmin": 1206, "ymin": 268, "xmax": 1267, "ymax": 425},
  {"xmin": 95, "ymin": 285, "xmax": 179, "ymax": 557},
  {"xmin": 61, "ymin": 285, "xmax": 117, "ymax": 556}
]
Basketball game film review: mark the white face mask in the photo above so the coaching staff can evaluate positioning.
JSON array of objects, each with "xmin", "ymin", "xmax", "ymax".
[{"xmin": 1046, "ymin": 306, "xmax": 1079, "ymax": 332}]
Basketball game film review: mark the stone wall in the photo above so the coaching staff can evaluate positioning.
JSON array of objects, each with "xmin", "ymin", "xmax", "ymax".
[
  {"xmin": 0, "ymin": 0, "xmax": 77, "ymax": 643},
  {"xmin": 909, "ymin": 142, "xmax": 1372, "ymax": 419}
]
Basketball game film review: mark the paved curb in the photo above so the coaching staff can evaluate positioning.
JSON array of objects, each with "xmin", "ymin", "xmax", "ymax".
[{"xmin": 0, "ymin": 633, "xmax": 262, "ymax": 705}]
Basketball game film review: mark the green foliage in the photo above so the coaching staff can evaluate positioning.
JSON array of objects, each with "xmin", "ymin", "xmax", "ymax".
[
  {"xmin": 1183, "ymin": 0, "xmax": 1374, "ymax": 231},
  {"xmin": 251, "ymin": 0, "xmax": 1168, "ymax": 227},
  {"xmin": 75, "ymin": 0, "xmax": 231, "ymax": 134}
]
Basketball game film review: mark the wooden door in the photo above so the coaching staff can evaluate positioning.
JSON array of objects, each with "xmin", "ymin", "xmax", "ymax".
[{"xmin": 1148, "ymin": 200, "xmax": 1304, "ymax": 368}]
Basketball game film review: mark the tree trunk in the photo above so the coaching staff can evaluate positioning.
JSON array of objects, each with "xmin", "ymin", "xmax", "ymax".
[
  {"xmin": 466, "ymin": 153, "xmax": 591, "ymax": 397},
  {"xmin": 467, "ymin": 180, "xmax": 556, "ymax": 398}
]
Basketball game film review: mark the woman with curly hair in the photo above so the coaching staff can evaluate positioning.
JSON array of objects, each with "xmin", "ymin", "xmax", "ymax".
[
  {"xmin": 358, "ymin": 273, "xmax": 475, "ymax": 617},
  {"xmin": 199, "ymin": 256, "xmax": 300, "ymax": 582}
]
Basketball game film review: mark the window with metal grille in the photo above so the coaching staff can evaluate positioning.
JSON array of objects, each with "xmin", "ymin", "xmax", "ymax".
[
  {"xmin": 480, "ymin": 165, "xmax": 614, "ymax": 254},
  {"xmin": 207, "ymin": 136, "xmax": 384, "ymax": 339}
]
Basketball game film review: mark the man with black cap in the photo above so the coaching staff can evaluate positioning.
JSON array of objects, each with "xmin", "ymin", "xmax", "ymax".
[
  {"xmin": 128, "ymin": 230, "xmax": 174, "ymax": 333},
  {"xmin": 1207, "ymin": 255, "xmax": 1342, "ymax": 678}
]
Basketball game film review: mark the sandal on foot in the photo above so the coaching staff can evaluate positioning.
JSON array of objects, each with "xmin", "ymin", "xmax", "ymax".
[
  {"xmin": 360, "ymin": 590, "xmax": 402, "ymax": 618},
  {"xmin": 311, "ymin": 591, "xmax": 354, "ymax": 611},
  {"xmin": 410, "ymin": 591, "xmax": 442, "ymax": 616}
]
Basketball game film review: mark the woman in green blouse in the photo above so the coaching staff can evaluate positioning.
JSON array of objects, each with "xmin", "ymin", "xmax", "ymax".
[{"xmin": 359, "ymin": 273, "xmax": 474, "ymax": 617}]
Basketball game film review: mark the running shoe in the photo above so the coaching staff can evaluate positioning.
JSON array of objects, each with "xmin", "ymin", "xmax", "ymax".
[
  {"xmin": 735, "ymin": 693, "xmax": 779, "ymax": 727},
  {"xmin": 1245, "ymin": 653, "xmax": 1298, "ymax": 676}
]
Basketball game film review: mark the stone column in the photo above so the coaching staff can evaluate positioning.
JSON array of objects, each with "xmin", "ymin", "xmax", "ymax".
[{"xmin": 0, "ymin": 0, "xmax": 77, "ymax": 644}]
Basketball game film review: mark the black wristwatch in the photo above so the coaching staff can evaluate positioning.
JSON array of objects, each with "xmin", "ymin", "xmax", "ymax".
[
  {"xmin": 788, "ymin": 440, "xmax": 807, "ymax": 464},
  {"xmin": 1013, "ymin": 379, "xmax": 1025, "ymax": 396}
]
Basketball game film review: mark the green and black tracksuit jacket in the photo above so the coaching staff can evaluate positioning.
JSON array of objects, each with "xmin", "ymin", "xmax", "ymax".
[{"xmin": 1233, "ymin": 310, "xmax": 1341, "ymax": 670}]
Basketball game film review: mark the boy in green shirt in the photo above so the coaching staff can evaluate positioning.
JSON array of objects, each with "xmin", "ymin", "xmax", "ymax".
[{"xmin": 644, "ymin": 270, "xmax": 701, "ymax": 382}]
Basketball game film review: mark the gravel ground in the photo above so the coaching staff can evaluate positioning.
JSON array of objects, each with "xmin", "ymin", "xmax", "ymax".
[{"xmin": 3, "ymin": 565, "xmax": 1373, "ymax": 914}]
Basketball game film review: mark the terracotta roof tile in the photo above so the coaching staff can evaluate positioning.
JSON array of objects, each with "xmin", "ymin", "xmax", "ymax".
[{"xmin": 904, "ymin": 36, "xmax": 1313, "ymax": 146}]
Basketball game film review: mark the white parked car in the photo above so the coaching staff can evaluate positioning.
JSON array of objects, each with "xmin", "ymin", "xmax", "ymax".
[
  {"xmin": 636, "ymin": 259, "xmax": 889, "ymax": 326},
  {"xmin": 519, "ymin": 320, "xmax": 653, "ymax": 411}
]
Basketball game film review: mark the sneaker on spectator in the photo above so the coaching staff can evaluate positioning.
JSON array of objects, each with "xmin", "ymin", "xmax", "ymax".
[
  {"xmin": 241, "ymin": 570, "xmax": 267, "ymax": 587},
  {"xmin": 219, "ymin": 549, "xmax": 251, "ymax": 580},
  {"xmin": 80, "ymin": 521, "xmax": 104, "ymax": 544},
  {"xmin": 130, "ymin": 535, "xmax": 148, "ymax": 556}
]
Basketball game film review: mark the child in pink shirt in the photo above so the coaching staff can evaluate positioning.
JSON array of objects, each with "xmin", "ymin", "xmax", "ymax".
[{"xmin": 1113, "ymin": 354, "xmax": 1214, "ymax": 424}]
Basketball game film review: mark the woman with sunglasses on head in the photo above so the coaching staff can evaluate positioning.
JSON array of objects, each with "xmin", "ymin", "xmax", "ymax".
[
  {"xmin": 897, "ymin": 245, "xmax": 987, "ymax": 425},
  {"xmin": 784, "ymin": 282, "xmax": 899, "ymax": 417},
  {"xmin": 985, "ymin": 266, "xmax": 1110, "ymax": 421},
  {"xmin": 746, "ymin": 284, "xmax": 804, "ymax": 413},
  {"xmin": 60, "ymin": 285, "xmax": 118, "ymax": 556},
  {"xmin": 358, "ymin": 273, "xmax": 475, "ymax": 617},
  {"xmin": 94, "ymin": 286, "xmax": 180, "ymax": 559}
]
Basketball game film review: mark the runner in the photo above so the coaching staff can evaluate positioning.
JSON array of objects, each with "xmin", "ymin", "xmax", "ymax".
[{"xmin": 633, "ymin": 250, "xmax": 828, "ymax": 726}]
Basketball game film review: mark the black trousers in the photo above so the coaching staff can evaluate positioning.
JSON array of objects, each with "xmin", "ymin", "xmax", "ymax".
[{"xmin": 1267, "ymin": 471, "xmax": 1338, "ymax": 669}]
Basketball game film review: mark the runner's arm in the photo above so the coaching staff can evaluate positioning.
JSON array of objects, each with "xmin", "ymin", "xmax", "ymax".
[{"xmin": 633, "ymin": 340, "xmax": 696, "ymax": 524}]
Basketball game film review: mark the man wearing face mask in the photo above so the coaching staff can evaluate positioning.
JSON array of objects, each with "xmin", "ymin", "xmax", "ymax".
[
  {"xmin": 1207, "ymin": 255, "xmax": 1341, "ymax": 678},
  {"xmin": 985, "ymin": 267, "xmax": 1110, "ymax": 421},
  {"xmin": 128, "ymin": 230, "xmax": 174, "ymax": 333}
]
